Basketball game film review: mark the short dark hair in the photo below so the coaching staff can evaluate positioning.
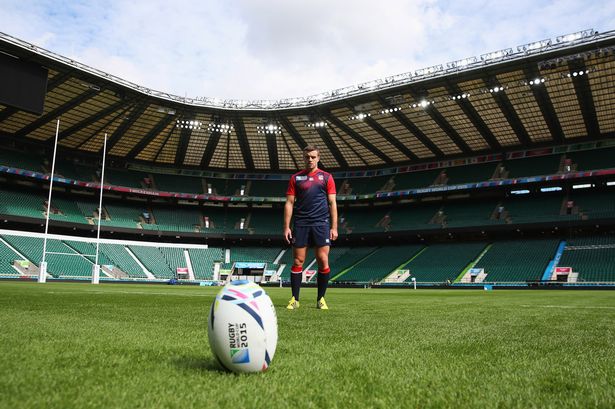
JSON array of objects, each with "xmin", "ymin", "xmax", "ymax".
[{"xmin": 303, "ymin": 145, "xmax": 319, "ymax": 155}]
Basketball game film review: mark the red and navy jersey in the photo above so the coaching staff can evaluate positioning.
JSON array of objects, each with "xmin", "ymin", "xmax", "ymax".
[{"xmin": 286, "ymin": 169, "xmax": 336, "ymax": 227}]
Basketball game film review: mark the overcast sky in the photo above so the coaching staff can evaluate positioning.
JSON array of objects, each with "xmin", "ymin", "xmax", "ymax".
[{"xmin": 1, "ymin": 0, "xmax": 614, "ymax": 101}]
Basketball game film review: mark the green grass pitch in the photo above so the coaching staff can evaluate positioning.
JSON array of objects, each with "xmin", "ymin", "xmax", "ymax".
[{"xmin": 1, "ymin": 282, "xmax": 614, "ymax": 409}]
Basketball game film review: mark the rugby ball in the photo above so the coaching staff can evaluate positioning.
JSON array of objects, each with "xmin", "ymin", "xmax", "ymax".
[{"xmin": 207, "ymin": 280, "xmax": 278, "ymax": 373}]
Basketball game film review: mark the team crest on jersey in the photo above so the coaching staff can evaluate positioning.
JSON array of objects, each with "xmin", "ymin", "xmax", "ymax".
[{"xmin": 318, "ymin": 175, "xmax": 324, "ymax": 181}]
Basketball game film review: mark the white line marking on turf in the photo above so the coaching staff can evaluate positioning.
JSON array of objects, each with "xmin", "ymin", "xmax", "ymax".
[
  {"xmin": 46, "ymin": 290, "xmax": 212, "ymax": 297},
  {"xmin": 520, "ymin": 304, "xmax": 615, "ymax": 310}
]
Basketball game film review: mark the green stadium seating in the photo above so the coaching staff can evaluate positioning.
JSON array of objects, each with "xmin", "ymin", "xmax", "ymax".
[
  {"xmin": 248, "ymin": 179, "xmax": 288, "ymax": 197},
  {"xmin": 98, "ymin": 243, "xmax": 147, "ymax": 278},
  {"xmin": 501, "ymin": 155, "xmax": 560, "ymax": 178},
  {"xmin": 150, "ymin": 206, "xmax": 202, "ymax": 232},
  {"xmin": 189, "ymin": 247, "xmax": 224, "ymax": 280},
  {"xmin": 105, "ymin": 168, "xmax": 151, "ymax": 189},
  {"xmin": 572, "ymin": 191, "xmax": 615, "ymax": 220},
  {"xmin": 445, "ymin": 162, "xmax": 498, "ymax": 184},
  {"xmin": 560, "ymin": 236, "xmax": 615, "ymax": 282},
  {"xmin": 393, "ymin": 169, "xmax": 443, "ymax": 189},
  {"xmin": 337, "ymin": 244, "xmax": 424, "ymax": 282},
  {"xmin": 0, "ymin": 188, "xmax": 45, "ymax": 219},
  {"xmin": 475, "ymin": 239, "xmax": 560, "ymax": 282},
  {"xmin": 565, "ymin": 147, "xmax": 615, "ymax": 171},
  {"xmin": 504, "ymin": 195, "xmax": 575, "ymax": 224},
  {"xmin": 443, "ymin": 200, "xmax": 501, "ymax": 228},
  {"xmin": 129, "ymin": 245, "xmax": 174, "ymax": 278},
  {"xmin": 153, "ymin": 173, "xmax": 204, "ymax": 194},
  {"xmin": 0, "ymin": 238, "xmax": 21, "ymax": 275},
  {"xmin": 403, "ymin": 242, "xmax": 487, "ymax": 283},
  {"xmin": 1, "ymin": 235, "xmax": 93, "ymax": 277},
  {"xmin": 0, "ymin": 149, "xmax": 43, "ymax": 171},
  {"xmin": 329, "ymin": 246, "xmax": 377, "ymax": 277}
]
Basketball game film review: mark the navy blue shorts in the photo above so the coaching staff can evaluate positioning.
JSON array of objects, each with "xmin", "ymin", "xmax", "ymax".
[{"xmin": 292, "ymin": 225, "xmax": 331, "ymax": 248}]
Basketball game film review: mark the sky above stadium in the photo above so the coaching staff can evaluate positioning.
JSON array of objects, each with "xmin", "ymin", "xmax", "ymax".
[{"xmin": 1, "ymin": 0, "xmax": 614, "ymax": 101}]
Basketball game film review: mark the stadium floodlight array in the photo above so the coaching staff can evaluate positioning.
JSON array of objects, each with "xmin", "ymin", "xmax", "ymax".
[
  {"xmin": 306, "ymin": 121, "xmax": 328, "ymax": 128},
  {"xmin": 208, "ymin": 123, "xmax": 233, "ymax": 133},
  {"xmin": 0, "ymin": 28, "xmax": 606, "ymax": 111},
  {"xmin": 256, "ymin": 124, "xmax": 281, "ymax": 134}
]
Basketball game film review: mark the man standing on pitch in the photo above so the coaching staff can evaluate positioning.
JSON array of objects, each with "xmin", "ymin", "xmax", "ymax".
[{"xmin": 283, "ymin": 146, "xmax": 338, "ymax": 310}]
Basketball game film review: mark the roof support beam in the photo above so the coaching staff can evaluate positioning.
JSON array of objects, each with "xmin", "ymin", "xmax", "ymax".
[
  {"xmin": 200, "ymin": 130, "xmax": 221, "ymax": 168},
  {"xmin": 51, "ymin": 99, "xmax": 128, "ymax": 145},
  {"xmin": 104, "ymin": 100, "xmax": 150, "ymax": 153},
  {"xmin": 567, "ymin": 60, "xmax": 601, "ymax": 138},
  {"xmin": 174, "ymin": 122, "xmax": 192, "ymax": 167},
  {"xmin": 375, "ymin": 96, "xmax": 443, "ymax": 157},
  {"xmin": 324, "ymin": 112, "xmax": 394, "ymax": 165},
  {"xmin": 483, "ymin": 77, "xmax": 532, "ymax": 146},
  {"xmin": 444, "ymin": 81, "xmax": 501, "ymax": 150},
  {"xmin": 266, "ymin": 133, "xmax": 279, "ymax": 170},
  {"xmin": 278, "ymin": 117, "xmax": 308, "ymax": 149},
  {"xmin": 127, "ymin": 114, "xmax": 176, "ymax": 159},
  {"xmin": 364, "ymin": 115, "xmax": 419, "ymax": 161},
  {"xmin": 315, "ymin": 126, "xmax": 348, "ymax": 168},
  {"xmin": 232, "ymin": 118, "xmax": 254, "ymax": 170},
  {"xmin": 523, "ymin": 66, "xmax": 565, "ymax": 144},
  {"xmin": 404, "ymin": 88, "xmax": 471, "ymax": 155}
]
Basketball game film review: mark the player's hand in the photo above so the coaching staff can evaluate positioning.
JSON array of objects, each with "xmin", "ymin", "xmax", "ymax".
[
  {"xmin": 330, "ymin": 228, "xmax": 338, "ymax": 241},
  {"xmin": 283, "ymin": 227, "xmax": 293, "ymax": 244}
]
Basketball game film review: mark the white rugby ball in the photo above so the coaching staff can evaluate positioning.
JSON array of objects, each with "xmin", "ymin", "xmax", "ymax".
[{"xmin": 208, "ymin": 280, "xmax": 278, "ymax": 373}]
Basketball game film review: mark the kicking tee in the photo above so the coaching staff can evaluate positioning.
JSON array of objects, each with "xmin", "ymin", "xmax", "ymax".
[{"xmin": 286, "ymin": 169, "xmax": 336, "ymax": 227}]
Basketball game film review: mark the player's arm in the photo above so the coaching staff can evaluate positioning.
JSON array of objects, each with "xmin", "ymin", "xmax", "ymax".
[
  {"xmin": 328, "ymin": 193, "xmax": 338, "ymax": 241},
  {"xmin": 283, "ymin": 194, "xmax": 295, "ymax": 244}
]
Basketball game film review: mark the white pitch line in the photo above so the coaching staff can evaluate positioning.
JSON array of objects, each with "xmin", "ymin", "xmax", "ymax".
[
  {"xmin": 520, "ymin": 304, "xmax": 615, "ymax": 310},
  {"xmin": 46, "ymin": 289, "xmax": 213, "ymax": 297}
]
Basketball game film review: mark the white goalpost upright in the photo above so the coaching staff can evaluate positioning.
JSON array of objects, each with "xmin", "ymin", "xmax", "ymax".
[
  {"xmin": 38, "ymin": 122, "xmax": 108, "ymax": 284},
  {"xmin": 38, "ymin": 119, "xmax": 61, "ymax": 283},
  {"xmin": 91, "ymin": 133, "xmax": 108, "ymax": 284}
]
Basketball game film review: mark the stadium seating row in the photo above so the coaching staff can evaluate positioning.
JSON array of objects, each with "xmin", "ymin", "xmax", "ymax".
[
  {"xmin": 2, "ymin": 186, "xmax": 613, "ymax": 235},
  {"xmin": 1, "ymin": 234, "xmax": 613, "ymax": 283},
  {"xmin": 2, "ymin": 147, "xmax": 614, "ymax": 195}
]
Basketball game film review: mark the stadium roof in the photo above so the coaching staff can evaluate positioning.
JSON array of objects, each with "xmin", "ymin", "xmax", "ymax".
[{"xmin": 1, "ymin": 29, "xmax": 615, "ymax": 172}]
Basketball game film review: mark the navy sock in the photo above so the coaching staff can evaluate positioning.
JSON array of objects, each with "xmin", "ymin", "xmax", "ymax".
[
  {"xmin": 290, "ymin": 266, "xmax": 302, "ymax": 300},
  {"xmin": 317, "ymin": 268, "xmax": 330, "ymax": 300}
]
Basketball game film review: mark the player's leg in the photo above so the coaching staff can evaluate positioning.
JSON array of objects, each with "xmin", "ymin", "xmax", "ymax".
[
  {"xmin": 313, "ymin": 225, "xmax": 331, "ymax": 309},
  {"xmin": 288, "ymin": 226, "xmax": 308, "ymax": 310}
]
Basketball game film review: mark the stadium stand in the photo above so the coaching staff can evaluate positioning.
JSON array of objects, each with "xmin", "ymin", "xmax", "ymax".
[
  {"xmin": 403, "ymin": 242, "xmax": 487, "ymax": 283},
  {"xmin": 1, "ymin": 235, "xmax": 93, "ymax": 278},
  {"xmin": 474, "ymin": 239, "xmax": 560, "ymax": 282},
  {"xmin": 0, "ymin": 149, "xmax": 43, "ymax": 171},
  {"xmin": 0, "ymin": 238, "xmax": 21, "ymax": 275},
  {"xmin": 129, "ymin": 245, "xmax": 175, "ymax": 278},
  {"xmin": 189, "ymin": 247, "xmax": 224, "ymax": 280},
  {"xmin": 500, "ymin": 155, "xmax": 561, "ymax": 178},
  {"xmin": 335, "ymin": 244, "xmax": 424, "ymax": 282},
  {"xmin": 559, "ymin": 236, "xmax": 615, "ymax": 282},
  {"xmin": 441, "ymin": 162, "xmax": 498, "ymax": 185},
  {"xmin": 248, "ymin": 179, "xmax": 288, "ymax": 197},
  {"xmin": 329, "ymin": 246, "xmax": 378, "ymax": 277},
  {"xmin": 0, "ymin": 188, "xmax": 45, "ymax": 219},
  {"xmin": 564, "ymin": 147, "xmax": 615, "ymax": 171},
  {"xmin": 152, "ymin": 173, "xmax": 204, "ymax": 194},
  {"xmin": 97, "ymin": 243, "xmax": 147, "ymax": 278}
]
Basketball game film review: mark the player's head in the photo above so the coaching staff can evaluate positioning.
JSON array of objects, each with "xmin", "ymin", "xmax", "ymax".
[{"xmin": 303, "ymin": 146, "xmax": 320, "ymax": 171}]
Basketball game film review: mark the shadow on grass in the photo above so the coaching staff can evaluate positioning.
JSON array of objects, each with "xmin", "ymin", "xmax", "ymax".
[{"xmin": 172, "ymin": 355, "xmax": 238, "ymax": 375}]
